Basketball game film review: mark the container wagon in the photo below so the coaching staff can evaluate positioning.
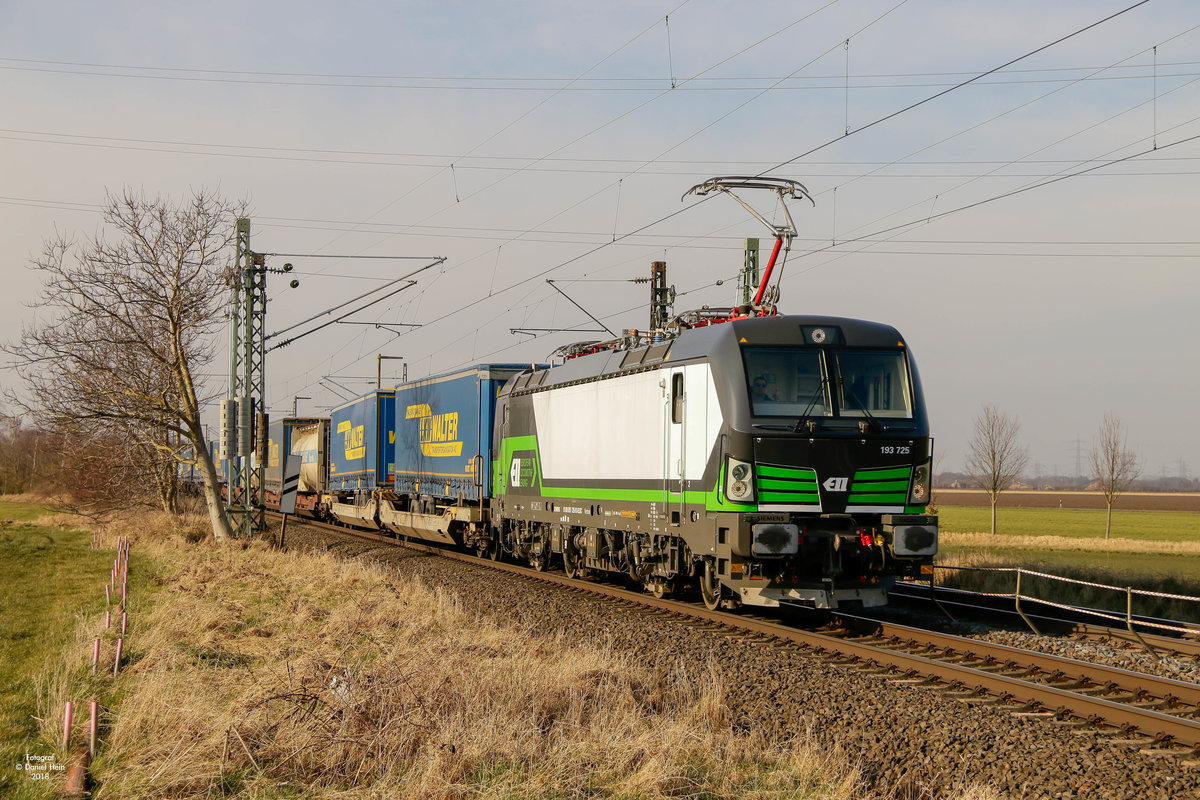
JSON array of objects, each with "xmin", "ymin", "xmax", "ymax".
[
  {"xmin": 328, "ymin": 390, "xmax": 395, "ymax": 528},
  {"xmin": 264, "ymin": 417, "xmax": 331, "ymax": 517}
]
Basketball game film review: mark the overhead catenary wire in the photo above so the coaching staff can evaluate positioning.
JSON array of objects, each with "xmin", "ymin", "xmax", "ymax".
[
  {"xmin": 7, "ymin": 55, "xmax": 1198, "ymax": 87},
  {"xmin": 374, "ymin": 0, "xmax": 1146, "ymax": 352},
  {"xmin": 261, "ymin": 252, "xmax": 438, "ymax": 259},
  {"xmin": 7, "ymin": 129, "xmax": 1200, "ymax": 173},
  {"xmin": 322, "ymin": 0, "xmax": 849, "ymax": 284},
  {"xmin": 824, "ymin": 21, "xmax": 1200, "ymax": 244},
  {"xmin": 264, "ymin": 258, "xmax": 443, "ymax": 341},
  {"xmin": 269, "ymin": 281, "xmax": 420, "ymax": 352},
  {"xmin": 303, "ymin": 0, "xmax": 910, "ymax": 378},
  {"xmin": 545, "ymin": 280, "xmax": 617, "ymax": 337},
  {"xmin": 440, "ymin": 124, "xmax": 1200, "ymax": 374},
  {"xmin": 832, "ymin": 70, "xmax": 1200, "ymax": 247},
  {"xmin": 763, "ymin": 0, "xmax": 1153, "ymax": 176},
  {"xmin": 301, "ymin": 0, "xmax": 694, "ymax": 261},
  {"xmin": 100, "ymin": 1, "xmax": 1171, "ymax": 412}
]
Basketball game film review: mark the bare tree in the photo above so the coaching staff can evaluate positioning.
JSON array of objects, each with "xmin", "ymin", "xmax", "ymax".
[
  {"xmin": 6, "ymin": 188, "xmax": 242, "ymax": 541},
  {"xmin": 1090, "ymin": 412, "xmax": 1141, "ymax": 539},
  {"xmin": 0, "ymin": 415, "xmax": 60, "ymax": 494},
  {"xmin": 965, "ymin": 405, "xmax": 1029, "ymax": 535}
]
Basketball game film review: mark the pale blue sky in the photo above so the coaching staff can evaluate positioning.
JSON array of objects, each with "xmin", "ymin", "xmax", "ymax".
[{"xmin": 2, "ymin": 1, "xmax": 1197, "ymax": 478}]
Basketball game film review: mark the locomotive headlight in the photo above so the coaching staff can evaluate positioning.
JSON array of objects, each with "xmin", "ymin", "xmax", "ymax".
[
  {"xmin": 909, "ymin": 461, "xmax": 931, "ymax": 504},
  {"xmin": 726, "ymin": 457, "xmax": 755, "ymax": 503}
]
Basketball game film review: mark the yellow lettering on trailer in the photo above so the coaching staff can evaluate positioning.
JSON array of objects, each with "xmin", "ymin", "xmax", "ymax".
[
  {"xmin": 344, "ymin": 425, "xmax": 366, "ymax": 460},
  {"xmin": 418, "ymin": 411, "xmax": 462, "ymax": 457}
]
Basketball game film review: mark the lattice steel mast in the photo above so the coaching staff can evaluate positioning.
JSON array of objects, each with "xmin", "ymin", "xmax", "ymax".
[{"xmin": 224, "ymin": 218, "xmax": 268, "ymax": 537}]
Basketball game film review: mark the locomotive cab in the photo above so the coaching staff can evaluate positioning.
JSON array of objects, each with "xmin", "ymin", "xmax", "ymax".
[{"xmin": 709, "ymin": 315, "xmax": 938, "ymax": 609}]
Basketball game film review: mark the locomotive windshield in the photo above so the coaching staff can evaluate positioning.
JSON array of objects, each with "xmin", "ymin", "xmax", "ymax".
[
  {"xmin": 743, "ymin": 347, "xmax": 913, "ymax": 420},
  {"xmin": 744, "ymin": 348, "xmax": 831, "ymax": 418}
]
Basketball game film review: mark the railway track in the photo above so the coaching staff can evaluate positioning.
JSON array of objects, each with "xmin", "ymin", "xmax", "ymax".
[
  {"xmin": 282, "ymin": 516, "xmax": 1200, "ymax": 755},
  {"xmin": 890, "ymin": 581, "xmax": 1200, "ymax": 660}
]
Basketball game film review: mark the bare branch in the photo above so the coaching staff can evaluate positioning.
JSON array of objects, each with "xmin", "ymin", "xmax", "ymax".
[
  {"xmin": 964, "ymin": 405, "xmax": 1029, "ymax": 534},
  {"xmin": 3, "ymin": 187, "xmax": 246, "ymax": 541},
  {"xmin": 1090, "ymin": 412, "xmax": 1141, "ymax": 539}
]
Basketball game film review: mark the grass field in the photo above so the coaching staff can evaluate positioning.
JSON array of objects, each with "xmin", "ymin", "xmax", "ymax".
[
  {"xmin": 934, "ymin": 502, "xmax": 1200, "ymax": 621},
  {"xmin": 936, "ymin": 505, "xmax": 1200, "ymax": 541},
  {"xmin": 0, "ymin": 509, "xmax": 110, "ymax": 800}
]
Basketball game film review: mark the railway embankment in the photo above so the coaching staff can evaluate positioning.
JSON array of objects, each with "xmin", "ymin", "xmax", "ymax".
[
  {"xmin": 6, "ymin": 505, "xmax": 933, "ymax": 800},
  {"xmin": 287, "ymin": 523, "xmax": 1200, "ymax": 800},
  {"xmin": 12, "ymin": 502, "xmax": 1200, "ymax": 799}
]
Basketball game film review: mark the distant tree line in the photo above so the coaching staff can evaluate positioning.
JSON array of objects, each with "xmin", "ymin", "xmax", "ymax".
[
  {"xmin": 0, "ymin": 416, "xmax": 57, "ymax": 495},
  {"xmin": 936, "ymin": 471, "xmax": 1197, "ymax": 494},
  {"xmin": 0, "ymin": 412, "xmax": 193, "ymax": 515}
]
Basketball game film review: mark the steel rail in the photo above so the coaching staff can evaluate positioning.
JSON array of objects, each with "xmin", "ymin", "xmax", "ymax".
[
  {"xmin": 890, "ymin": 582, "xmax": 1200, "ymax": 659},
  {"xmin": 833, "ymin": 613, "xmax": 1200, "ymax": 708},
  {"xmin": 282, "ymin": 518, "xmax": 1200, "ymax": 749}
]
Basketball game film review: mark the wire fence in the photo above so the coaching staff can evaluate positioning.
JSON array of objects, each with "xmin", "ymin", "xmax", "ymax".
[{"xmin": 930, "ymin": 563, "xmax": 1200, "ymax": 655}]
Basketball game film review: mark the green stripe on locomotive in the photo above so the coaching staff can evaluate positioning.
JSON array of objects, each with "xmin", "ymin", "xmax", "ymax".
[{"xmin": 496, "ymin": 433, "xmax": 756, "ymax": 512}]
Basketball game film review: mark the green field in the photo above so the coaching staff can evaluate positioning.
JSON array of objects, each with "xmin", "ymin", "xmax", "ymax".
[
  {"xmin": 0, "ymin": 501, "xmax": 55, "ymax": 522},
  {"xmin": 937, "ymin": 505, "xmax": 1200, "ymax": 541},
  {"xmin": 0, "ymin": 510, "xmax": 125, "ymax": 799},
  {"xmin": 935, "ymin": 504, "xmax": 1200, "ymax": 620}
]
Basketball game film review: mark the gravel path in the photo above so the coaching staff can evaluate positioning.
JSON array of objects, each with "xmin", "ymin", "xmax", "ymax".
[{"xmin": 286, "ymin": 526, "xmax": 1200, "ymax": 799}]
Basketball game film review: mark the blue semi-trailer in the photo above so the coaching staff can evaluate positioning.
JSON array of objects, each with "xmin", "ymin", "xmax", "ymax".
[
  {"xmin": 326, "ymin": 365, "xmax": 531, "ymax": 543},
  {"xmin": 327, "ymin": 390, "xmax": 396, "ymax": 529},
  {"xmin": 328, "ymin": 390, "xmax": 395, "ymax": 492},
  {"xmin": 393, "ymin": 364, "xmax": 529, "ymax": 504}
]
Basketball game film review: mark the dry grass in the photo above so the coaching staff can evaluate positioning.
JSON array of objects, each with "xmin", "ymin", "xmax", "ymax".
[
  {"xmin": 934, "ymin": 541, "xmax": 1200, "ymax": 623},
  {"xmin": 940, "ymin": 531, "xmax": 1200, "ymax": 556},
  {"xmin": 50, "ymin": 532, "xmax": 827, "ymax": 798},
  {"xmin": 33, "ymin": 511, "xmax": 1004, "ymax": 799}
]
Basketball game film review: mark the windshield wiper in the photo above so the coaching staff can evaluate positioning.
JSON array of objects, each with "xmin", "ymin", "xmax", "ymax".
[
  {"xmin": 792, "ymin": 376, "xmax": 828, "ymax": 433},
  {"xmin": 839, "ymin": 378, "xmax": 883, "ymax": 433}
]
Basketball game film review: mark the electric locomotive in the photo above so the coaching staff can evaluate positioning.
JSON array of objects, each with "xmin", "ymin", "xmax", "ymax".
[{"xmin": 491, "ymin": 312, "xmax": 937, "ymax": 610}]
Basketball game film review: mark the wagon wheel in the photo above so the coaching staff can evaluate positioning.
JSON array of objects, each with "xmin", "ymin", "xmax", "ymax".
[{"xmin": 699, "ymin": 559, "xmax": 723, "ymax": 611}]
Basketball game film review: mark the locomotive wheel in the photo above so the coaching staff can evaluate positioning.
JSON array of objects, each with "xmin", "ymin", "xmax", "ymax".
[
  {"xmin": 487, "ymin": 537, "xmax": 502, "ymax": 562},
  {"xmin": 562, "ymin": 542, "xmax": 581, "ymax": 579},
  {"xmin": 530, "ymin": 533, "xmax": 550, "ymax": 572},
  {"xmin": 699, "ymin": 559, "xmax": 723, "ymax": 611}
]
